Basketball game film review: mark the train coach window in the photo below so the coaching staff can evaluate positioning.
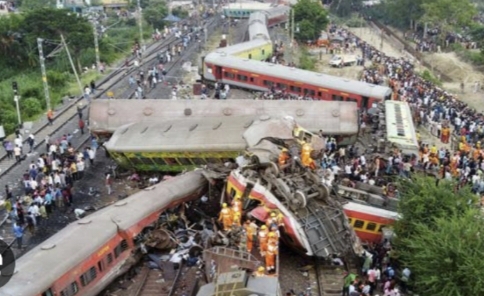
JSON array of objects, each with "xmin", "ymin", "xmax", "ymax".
[
  {"xmin": 107, "ymin": 253, "xmax": 113, "ymax": 265},
  {"xmin": 164, "ymin": 158, "xmax": 179, "ymax": 166},
  {"xmin": 263, "ymin": 80, "xmax": 273, "ymax": 86},
  {"xmin": 366, "ymin": 222, "xmax": 377, "ymax": 231},
  {"xmin": 98, "ymin": 260, "xmax": 105, "ymax": 272},
  {"xmin": 42, "ymin": 288, "xmax": 54, "ymax": 296},
  {"xmin": 224, "ymin": 72, "xmax": 235, "ymax": 79},
  {"xmin": 80, "ymin": 266, "xmax": 97, "ymax": 287},
  {"xmin": 304, "ymin": 89, "xmax": 315, "ymax": 96},
  {"xmin": 332, "ymin": 95, "xmax": 344, "ymax": 101},
  {"xmin": 276, "ymin": 83, "xmax": 287, "ymax": 90},
  {"xmin": 347, "ymin": 98, "xmax": 358, "ymax": 103},
  {"xmin": 206, "ymin": 158, "xmax": 222, "ymax": 163},
  {"xmin": 114, "ymin": 240, "xmax": 128, "ymax": 258},
  {"xmin": 177, "ymin": 158, "xmax": 192, "ymax": 165},
  {"xmin": 353, "ymin": 220, "xmax": 365, "ymax": 229},
  {"xmin": 128, "ymin": 157, "xmax": 144, "ymax": 166},
  {"xmin": 60, "ymin": 282, "xmax": 79, "ymax": 296},
  {"xmin": 290, "ymin": 85, "xmax": 301, "ymax": 93},
  {"xmin": 152, "ymin": 158, "xmax": 167, "ymax": 165},
  {"xmin": 249, "ymin": 77, "xmax": 254, "ymax": 82},
  {"xmin": 190, "ymin": 158, "xmax": 206, "ymax": 165},
  {"xmin": 140, "ymin": 157, "xmax": 154, "ymax": 165},
  {"xmin": 237, "ymin": 74, "xmax": 248, "ymax": 82},
  {"xmin": 348, "ymin": 218, "xmax": 352, "ymax": 224}
]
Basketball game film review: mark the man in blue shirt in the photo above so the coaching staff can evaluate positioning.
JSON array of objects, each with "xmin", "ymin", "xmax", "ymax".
[{"xmin": 13, "ymin": 223, "xmax": 24, "ymax": 249}]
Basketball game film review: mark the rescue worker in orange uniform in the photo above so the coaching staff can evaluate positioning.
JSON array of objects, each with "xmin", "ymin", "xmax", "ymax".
[
  {"xmin": 253, "ymin": 266, "xmax": 266, "ymax": 277},
  {"xmin": 266, "ymin": 212, "xmax": 278, "ymax": 229},
  {"xmin": 276, "ymin": 212, "xmax": 284, "ymax": 227},
  {"xmin": 232, "ymin": 196, "xmax": 243, "ymax": 213},
  {"xmin": 258, "ymin": 225, "xmax": 269, "ymax": 255},
  {"xmin": 232, "ymin": 210, "xmax": 242, "ymax": 227},
  {"xmin": 265, "ymin": 236, "xmax": 278, "ymax": 273},
  {"xmin": 301, "ymin": 142, "xmax": 316, "ymax": 169},
  {"xmin": 218, "ymin": 203, "xmax": 233, "ymax": 231},
  {"xmin": 245, "ymin": 220, "xmax": 256, "ymax": 252},
  {"xmin": 278, "ymin": 148, "xmax": 290, "ymax": 169},
  {"xmin": 268, "ymin": 227, "xmax": 279, "ymax": 246}
]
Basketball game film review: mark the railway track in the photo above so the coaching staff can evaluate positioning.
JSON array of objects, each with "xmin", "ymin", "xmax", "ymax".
[
  {"xmin": 116, "ymin": 262, "xmax": 203, "ymax": 296},
  {"xmin": 0, "ymin": 17, "xmax": 220, "ymax": 180}
]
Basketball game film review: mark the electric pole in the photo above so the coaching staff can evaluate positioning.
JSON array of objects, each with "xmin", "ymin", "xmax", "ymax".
[
  {"xmin": 93, "ymin": 23, "xmax": 101, "ymax": 72},
  {"xmin": 137, "ymin": 0, "xmax": 144, "ymax": 52},
  {"xmin": 60, "ymin": 34, "xmax": 84, "ymax": 97},
  {"xmin": 12, "ymin": 81, "xmax": 21, "ymax": 127},
  {"xmin": 290, "ymin": 8, "xmax": 295, "ymax": 61},
  {"xmin": 37, "ymin": 38, "xmax": 51, "ymax": 111}
]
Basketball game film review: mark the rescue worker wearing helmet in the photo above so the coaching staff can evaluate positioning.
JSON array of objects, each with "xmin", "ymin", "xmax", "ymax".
[
  {"xmin": 265, "ymin": 234, "xmax": 278, "ymax": 273},
  {"xmin": 232, "ymin": 195, "xmax": 243, "ymax": 213},
  {"xmin": 218, "ymin": 203, "xmax": 233, "ymax": 231},
  {"xmin": 301, "ymin": 142, "xmax": 316, "ymax": 170},
  {"xmin": 244, "ymin": 220, "xmax": 256, "ymax": 252},
  {"xmin": 258, "ymin": 225, "xmax": 269, "ymax": 256},
  {"xmin": 266, "ymin": 212, "xmax": 278, "ymax": 229},
  {"xmin": 253, "ymin": 266, "xmax": 266, "ymax": 277},
  {"xmin": 232, "ymin": 209, "xmax": 242, "ymax": 227},
  {"xmin": 278, "ymin": 148, "xmax": 290, "ymax": 170}
]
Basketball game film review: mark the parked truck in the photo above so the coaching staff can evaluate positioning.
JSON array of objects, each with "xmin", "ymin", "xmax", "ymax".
[{"xmin": 329, "ymin": 54, "xmax": 357, "ymax": 67}]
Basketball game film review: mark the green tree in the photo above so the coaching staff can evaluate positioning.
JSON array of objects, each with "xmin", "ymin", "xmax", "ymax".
[
  {"xmin": 420, "ymin": 0, "xmax": 476, "ymax": 44},
  {"xmin": 397, "ymin": 210, "xmax": 484, "ymax": 295},
  {"xmin": 21, "ymin": 8, "xmax": 93, "ymax": 72},
  {"xmin": 172, "ymin": 6, "xmax": 188, "ymax": 19},
  {"xmin": 143, "ymin": 0, "xmax": 168, "ymax": 30},
  {"xmin": 20, "ymin": 97, "xmax": 43, "ymax": 118},
  {"xmin": 330, "ymin": 0, "xmax": 356, "ymax": 18},
  {"xmin": 394, "ymin": 177, "xmax": 476, "ymax": 241},
  {"xmin": 381, "ymin": 0, "xmax": 425, "ymax": 29},
  {"xmin": 292, "ymin": 0, "xmax": 329, "ymax": 42},
  {"xmin": 19, "ymin": 0, "xmax": 55, "ymax": 10}
]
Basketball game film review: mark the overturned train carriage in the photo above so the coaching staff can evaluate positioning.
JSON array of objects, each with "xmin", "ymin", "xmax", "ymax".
[{"xmin": 225, "ymin": 140, "xmax": 361, "ymax": 258}]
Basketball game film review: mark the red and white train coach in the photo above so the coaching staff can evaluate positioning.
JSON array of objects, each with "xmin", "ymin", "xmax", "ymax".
[
  {"xmin": 202, "ymin": 52, "xmax": 392, "ymax": 109},
  {"xmin": 0, "ymin": 171, "xmax": 207, "ymax": 296}
]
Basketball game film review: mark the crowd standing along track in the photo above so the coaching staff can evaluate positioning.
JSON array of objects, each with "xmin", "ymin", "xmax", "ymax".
[
  {"xmin": 0, "ymin": 16, "xmax": 219, "ymax": 181},
  {"xmin": 115, "ymin": 16, "xmax": 223, "ymax": 100}
]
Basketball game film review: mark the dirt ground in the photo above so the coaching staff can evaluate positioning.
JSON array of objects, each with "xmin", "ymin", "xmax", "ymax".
[
  {"xmin": 310, "ymin": 48, "xmax": 364, "ymax": 80},
  {"xmin": 351, "ymin": 26, "xmax": 484, "ymax": 113}
]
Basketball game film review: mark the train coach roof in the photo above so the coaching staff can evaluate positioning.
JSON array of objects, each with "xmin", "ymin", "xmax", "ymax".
[
  {"xmin": 204, "ymin": 52, "xmax": 392, "ymax": 99},
  {"xmin": 89, "ymin": 100, "xmax": 359, "ymax": 135},
  {"xmin": 105, "ymin": 115, "xmax": 310, "ymax": 153},
  {"xmin": 223, "ymin": 39, "xmax": 271, "ymax": 56},
  {"xmin": 0, "ymin": 171, "xmax": 206, "ymax": 296}
]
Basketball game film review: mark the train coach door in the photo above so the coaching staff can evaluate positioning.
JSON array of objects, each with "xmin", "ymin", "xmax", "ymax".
[
  {"xmin": 215, "ymin": 66, "xmax": 223, "ymax": 80},
  {"xmin": 362, "ymin": 96, "xmax": 369, "ymax": 109}
]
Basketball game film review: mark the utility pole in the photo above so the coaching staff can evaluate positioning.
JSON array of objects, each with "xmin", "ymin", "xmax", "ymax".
[
  {"xmin": 290, "ymin": 7, "xmax": 295, "ymax": 61},
  {"xmin": 12, "ymin": 81, "xmax": 21, "ymax": 127},
  {"xmin": 93, "ymin": 23, "xmax": 101, "ymax": 72},
  {"xmin": 60, "ymin": 34, "xmax": 84, "ymax": 97},
  {"xmin": 137, "ymin": 0, "xmax": 144, "ymax": 52},
  {"xmin": 37, "ymin": 38, "xmax": 51, "ymax": 112}
]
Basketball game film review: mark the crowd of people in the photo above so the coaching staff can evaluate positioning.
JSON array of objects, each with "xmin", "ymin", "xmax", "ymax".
[{"xmin": 5, "ymin": 133, "xmax": 101, "ymax": 250}]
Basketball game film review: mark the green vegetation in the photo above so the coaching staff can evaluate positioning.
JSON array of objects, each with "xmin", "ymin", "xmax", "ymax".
[
  {"xmin": 418, "ymin": 69, "xmax": 442, "ymax": 86},
  {"xmin": 367, "ymin": 0, "xmax": 475, "ymax": 33},
  {"xmin": 299, "ymin": 48, "xmax": 316, "ymax": 70},
  {"xmin": 394, "ymin": 177, "xmax": 483, "ymax": 295},
  {"xmin": 292, "ymin": 0, "xmax": 329, "ymax": 42},
  {"xmin": 0, "ymin": 7, "xmax": 159, "ymax": 134},
  {"xmin": 143, "ymin": 0, "xmax": 168, "ymax": 30}
]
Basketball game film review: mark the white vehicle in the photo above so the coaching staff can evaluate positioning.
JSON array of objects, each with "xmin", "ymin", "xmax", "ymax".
[{"xmin": 329, "ymin": 55, "xmax": 357, "ymax": 67}]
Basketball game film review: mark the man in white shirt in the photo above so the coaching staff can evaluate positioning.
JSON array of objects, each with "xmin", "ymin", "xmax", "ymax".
[{"xmin": 74, "ymin": 208, "xmax": 86, "ymax": 219}]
